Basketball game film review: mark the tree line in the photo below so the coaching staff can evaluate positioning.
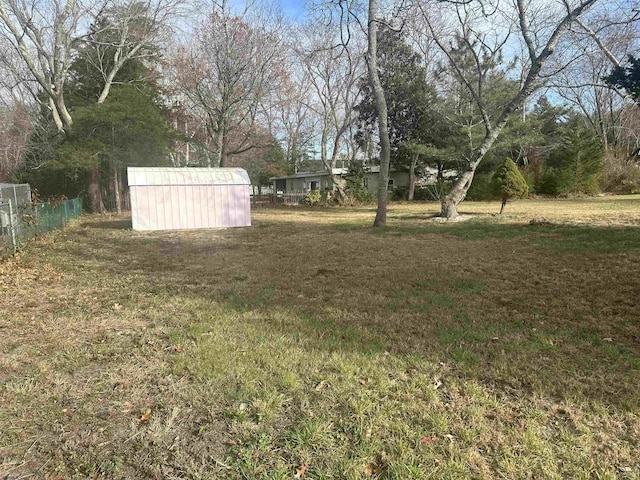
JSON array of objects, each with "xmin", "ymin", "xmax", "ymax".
[{"xmin": 0, "ymin": 0, "xmax": 638, "ymax": 223}]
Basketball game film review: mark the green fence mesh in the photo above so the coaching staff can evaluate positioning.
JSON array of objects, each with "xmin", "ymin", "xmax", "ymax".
[{"xmin": 1, "ymin": 198, "xmax": 82, "ymax": 257}]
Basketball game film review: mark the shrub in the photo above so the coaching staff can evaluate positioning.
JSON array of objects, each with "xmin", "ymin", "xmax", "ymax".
[
  {"xmin": 343, "ymin": 164, "xmax": 373, "ymax": 203},
  {"xmin": 599, "ymin": 155, "xmax": 640, "ymax": 194},
  {"xmin": 302, "ymin": 190, "xmax": 322, "ymax": 205},
  {"xmin": 537, "ymin": 168, "xmax": 570, "ymax": 195},
  {"xmin": 392, "ymin": 186, "xmax": 408, "ymax": 201},
  {"xmin": 491, "ymin": 158, "xmax": 529, "ymax": 213}
]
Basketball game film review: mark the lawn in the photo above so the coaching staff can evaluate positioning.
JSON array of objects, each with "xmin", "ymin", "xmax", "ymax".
[{"xmin": 1, "ymin": 196, "xmax": 639, "ymax": 479}]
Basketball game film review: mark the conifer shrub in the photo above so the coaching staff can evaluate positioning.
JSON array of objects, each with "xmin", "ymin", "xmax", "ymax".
[{"xmin": 491, "ymin": 158, "xmax": 529, "ymax": 213}]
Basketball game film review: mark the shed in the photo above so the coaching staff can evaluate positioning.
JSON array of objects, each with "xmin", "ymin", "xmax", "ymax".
[{"xmin": 128, "ymin": 167, "xmax": 251, "ymax": 231}]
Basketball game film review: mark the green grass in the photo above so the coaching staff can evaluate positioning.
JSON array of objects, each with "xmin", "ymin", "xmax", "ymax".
[{"xmin": 1, "ymin": 197, "xmax": 639, "ymax": 479}]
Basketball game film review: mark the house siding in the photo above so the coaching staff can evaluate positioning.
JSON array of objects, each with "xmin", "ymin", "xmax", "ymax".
[
  {"xmin": 272, "ymin": 168, "xmax": 418, "ymax": 195},
  {"xmin": 365, "ymin": 170, "xmax": 410, "ymax": 192}
]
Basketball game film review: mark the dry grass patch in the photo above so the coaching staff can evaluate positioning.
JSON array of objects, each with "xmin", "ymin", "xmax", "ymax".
[{"xmin": 1, "ymin": 196, "xmax": 639, "ymax": 479}]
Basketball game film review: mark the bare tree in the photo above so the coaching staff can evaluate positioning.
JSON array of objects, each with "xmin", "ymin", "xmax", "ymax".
[
  {"xmin": 0, "ymin": 0, "xmax": 92, "ymax": 132},
  {"xmin": 297, "ymin": 25, "xmax": 364, "ymax": 202},
  {"xmin": 273, "ymin": 59, "xmax": 317, "ymax": 173},
  {"xmin": 174, "ymin": 1, "xmax": 286, "ymax": 167},
  {"xmin": 549, "ymin": 4, "xmax": 640, "ymax": 150},
  {"xmin": 84, "ymin": 0, "xmax": 184, "ymax": 105},
  {"xmin": 417, "ymin": 0, "xmax": 602, "ymax": 219},
  {"xmin": 0, "ymin": 100, "xmax": 32, "ymax": 181}
]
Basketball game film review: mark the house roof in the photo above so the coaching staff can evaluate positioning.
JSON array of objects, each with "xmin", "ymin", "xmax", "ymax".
[
  {"xmin": 270, "ymin": 168, "xmax": 348, "ymax": 181},
  {"xmin": 128, "ymin": 167, "xmax": 250, "ymax": 187}
]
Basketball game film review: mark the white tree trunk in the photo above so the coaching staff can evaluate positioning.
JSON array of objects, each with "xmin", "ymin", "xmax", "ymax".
[{"xmin": 367, "ymin": 0, "xmax": 391, "ymax": 227}]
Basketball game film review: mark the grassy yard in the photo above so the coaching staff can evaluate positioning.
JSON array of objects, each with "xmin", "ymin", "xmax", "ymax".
[{"xmin": 1, "ymin": 196, "xmax": 639, "ymax": 479}]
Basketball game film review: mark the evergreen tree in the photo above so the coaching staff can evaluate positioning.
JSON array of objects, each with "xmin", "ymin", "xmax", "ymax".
[
  {"xmin": 355, "ymin": 24, "xmax": 458, "ymax": 199},
  {"xmin": 355, "ymin": 25, "xmax": 448, "ymax": 159},
  {"xmin": 541, "ymin": 128, "xmax": 603, "ymax": 195},
  {"xmin": 492, "ymin": 158, "xmax": 529, "ymax": 213},
  {"xmin": 605, "ymin": 56, "xmax": 640, "ymax": 104},
  {"xmin": 18, "ymin": 8, "xmax": 171, "ymax": 212}
]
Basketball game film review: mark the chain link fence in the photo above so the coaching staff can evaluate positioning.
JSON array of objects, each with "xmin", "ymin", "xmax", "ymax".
[{"xmin": 1, "ymin": 184, "xmax": 82, "ymax": 257}]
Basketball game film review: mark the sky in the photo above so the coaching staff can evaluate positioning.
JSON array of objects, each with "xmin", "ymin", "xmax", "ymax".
[
  {"xmin": 278, "ymin": 0, "xmax": 307, "ymax": 20},
  {"xmin": 224, "ymin": 0, "xmax": 309, "ymax": 21}
]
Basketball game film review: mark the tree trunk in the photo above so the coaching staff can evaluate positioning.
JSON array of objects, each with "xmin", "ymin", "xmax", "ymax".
[
  {"xmin": 441, "ymin": 117, "xmax": 507, "ymax": 219},
  {"xmin": 441, "ymin": 169, "xmax": 475, "ymax": 219},
  {"xmin": 213, "ymin": 127, "xmax": 224, "ymax": 167},
  {"xmin": 500, "ymin": 198, "xmax": 506, "ymax": 214},
  {"xmin": 331, "ymin": 175, "xmax": 348, "ymax": 204},
  {"xmin": 367, "ymin": 0, "xmax": 391, "ymax": 227},
  {"xmin": 89, "ymin": 166, "xmax": 104, "ymax": 214},
  {"xmin": 113, "ymin": 164, "xmax": 122, "ymax": 216},
  {"xmin": 55, "ymin": 92, "xmax": 73, "ymax": 132},
  {"xmin": 408, "ymin": 154, "xmax": 417, "ymax": 201}
]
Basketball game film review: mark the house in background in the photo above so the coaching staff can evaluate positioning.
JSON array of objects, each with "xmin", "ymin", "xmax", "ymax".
[
  {"xmin": 271, "ymin": 168, "xmax": 349, "ymax": 195},
  {"xmin": 270, "ymin": 165, "xmax": 446, "ymax": 196}
]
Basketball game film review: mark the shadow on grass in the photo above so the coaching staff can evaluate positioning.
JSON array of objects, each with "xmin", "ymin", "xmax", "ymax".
[
  {"xmin": 65, "ymin": 216, "xmax": 640, "ymax": 409},
  {"xmin": 362, "ymin": 221, "xmax": 640, "ymax": 255},
  {"xmin": 86, "ymin": 218, "xmax": 132, "ymax": 230}
]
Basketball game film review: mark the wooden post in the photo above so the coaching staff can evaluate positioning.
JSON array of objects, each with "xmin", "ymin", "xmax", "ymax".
[{"xmin": 8, "ymin": 200, "xmax": 17, "ymax": 253}]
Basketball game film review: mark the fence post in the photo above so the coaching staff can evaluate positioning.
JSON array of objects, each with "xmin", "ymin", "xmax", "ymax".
[{"xmin": 8, "ymin": 200, "xmax": 17, "ymax": 254}]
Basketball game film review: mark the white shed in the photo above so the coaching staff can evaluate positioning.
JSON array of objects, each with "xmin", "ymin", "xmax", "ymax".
[{"xmin": 128, "ymin": 167, "xmax": 251, "ymax": 231}]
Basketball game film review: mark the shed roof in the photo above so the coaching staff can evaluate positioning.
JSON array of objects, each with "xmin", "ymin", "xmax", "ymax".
[{"xmin": 128, "ymin": 167, "xmax": 250, "ymax": 187}]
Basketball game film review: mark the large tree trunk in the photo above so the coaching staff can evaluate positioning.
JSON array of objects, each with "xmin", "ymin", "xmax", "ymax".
[
  {"xmin": 441, "ymin": 170, "xmax": 475, "ymax": 219},
  {"xmin": 366, "ymin": 0, "xmax": 391, "ymax": 227},
  {"xmin": 113, "ymin": 164, "xmax": 122, "ymax": 215},
  {"xmin": 89, "ymin": 166, "xmax": 105, "ymax": 214},
  {"xmin": 330, "ymin": 174, "xmax": 348, "ymax": 204},
  {"xmin": 441, "ymin": 99, "xmax": 516, "ymax": 219},
  {"xmin": 408, "ymin": 154, "xmax": 417, "ymax": 201},
  {"xmin": 213, "ymin": 127, "xmax": 224, "ymax": 167}
]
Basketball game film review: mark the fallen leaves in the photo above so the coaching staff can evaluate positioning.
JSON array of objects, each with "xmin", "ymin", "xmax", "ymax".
[
  {"xmin": 363, "ymin": 451, "xmax": 389, "ymax": 477},
  {"xmin": 363, "ymin": 463, "xmax": 382, "ymax": 476},
  {"xmin": 294, "ymin": 464, "xmax": 307, "ymax": 478},
  {"xmin": 314, "ymin": 380, "xmax": 329, "ymax": 391},
  {"xmin": 139, "ymin": 408, "xmax": 152, "ymax": 424}
]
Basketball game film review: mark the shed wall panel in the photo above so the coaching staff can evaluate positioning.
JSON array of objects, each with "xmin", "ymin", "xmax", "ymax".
[
  {"xmin": 128, "ymin": 167, "xmax": 251, "ymax": 231},
  {"xmin": 130, "ymin": 185, "xmax": 251, "ymax": 231}
]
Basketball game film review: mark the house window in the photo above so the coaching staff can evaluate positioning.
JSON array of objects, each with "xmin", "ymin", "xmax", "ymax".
[
  {"xmin": 387, "ymin": 178, "xmax": 395, "ymax": 189},
  {"xmin": 310, "ymin": 181, "xmax": 318, "ymax": 191},
  {"xmin": 275, "ymin": 179, "xmax": 286, "ymax": 192}
]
